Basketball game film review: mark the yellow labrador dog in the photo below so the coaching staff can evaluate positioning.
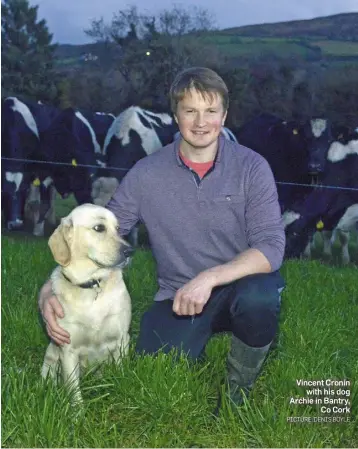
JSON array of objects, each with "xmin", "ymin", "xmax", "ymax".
[{"xmin": 41, "ymin": 204, "xmax": 133, "ymax": 404}]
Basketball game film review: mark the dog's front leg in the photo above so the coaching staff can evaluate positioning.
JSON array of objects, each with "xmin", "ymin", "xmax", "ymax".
[
  {"xmin": 111, "ymin": 333, "xmax": 130, "ymax": 364},
  {"xmin": 60, "ymin": 348, "xmax": 82, "ymax": 405},
  {"xmin": 42, "ymin": 342, "xmax": 60, "ymax": 382}
]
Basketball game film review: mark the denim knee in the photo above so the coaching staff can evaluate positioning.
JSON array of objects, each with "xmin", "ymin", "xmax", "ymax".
[{"xmin": 229, "ymin": 274, "xmax": 281, "ymax": 347}]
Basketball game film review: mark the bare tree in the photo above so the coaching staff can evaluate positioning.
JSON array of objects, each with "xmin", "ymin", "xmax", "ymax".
[{"xmin": 84, "ymin": 4, "xmax": 220, "ymax": 109}]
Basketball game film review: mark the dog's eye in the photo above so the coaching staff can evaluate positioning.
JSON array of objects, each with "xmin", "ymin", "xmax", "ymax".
[
  {"xmin": 93, "ymin": 224, "xmax": 106, "ymax": 233},
  {"xmin": 116, "ymin": 225, "xmax": 120, "ymax": 232}
]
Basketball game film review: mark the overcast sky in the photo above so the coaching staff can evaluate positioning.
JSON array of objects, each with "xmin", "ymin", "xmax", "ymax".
[{"xmin": 31, "ymin": 0, "xmax": 358, "ymax": 45}]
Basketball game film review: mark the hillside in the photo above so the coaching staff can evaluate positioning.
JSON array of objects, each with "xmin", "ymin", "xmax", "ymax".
[
  {"xmin": 54, "ymin": 13, "xmax": 358, "ymax": 68},
  {"xmin": 220, "ymin": 13, "xmax": 358, "ymax": 40}
]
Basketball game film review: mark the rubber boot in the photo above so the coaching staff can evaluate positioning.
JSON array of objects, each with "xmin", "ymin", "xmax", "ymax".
[{"xmin": 214, "ymin": 335, "xmax": 272, "ymax": 415}]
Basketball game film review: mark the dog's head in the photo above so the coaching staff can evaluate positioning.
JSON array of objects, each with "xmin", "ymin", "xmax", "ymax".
[{"xmin": 48, "ymin": 204, "xmax": 133, "ymax": 272}]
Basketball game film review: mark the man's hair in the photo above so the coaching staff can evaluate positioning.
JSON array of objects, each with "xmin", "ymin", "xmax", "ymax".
[{"xmin": 169, "ymin": 67, "xmax": 229, "ymax": 114}]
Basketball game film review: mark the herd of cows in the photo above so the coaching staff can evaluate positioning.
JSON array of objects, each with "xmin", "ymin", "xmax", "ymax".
[{"xmin": 2, "ymin": 96, "xmax": 358, "ymax": 264}]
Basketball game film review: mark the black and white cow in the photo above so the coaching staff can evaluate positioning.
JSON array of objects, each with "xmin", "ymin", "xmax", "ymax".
[
  {"xmin": 102, "ymin": 106, "xmax": 177, "ymax": 178},
  {"xmin": 2, "ymin": 97, "xmax": 114, "ymax": 236},
  {"xmin": 235, "ymin": 113, "xmax": 337, "ymax": 213},
  {"xmin": 40, "ymin": 108, "xmax": 114, "ymax": 230},
  {"xmin": 92, "ymin": 106, "xmax": 178, "ymax": 246},
  {"xmin": 318, "ymin": 204, "xmax": 358, "ymax": 263},
  {"xmin": 29, "ymin": 107, "xmax": 114, "ymax": 236},
  {"xmin": 301, "ymin": 128, "xmax": 358, "ymax": 259},
  {"xmin": 91, "ymin": 106, "xmax": 178, "ymax": 245},
  {"xmin": 92, "ymin": 106, "xmax": 178, "ymax": 202},
  {"xmin": 1, "ymin": 96, "xmax": 60, "ymax": 231},
  {"xmin": 284, "ymin": 129, "xmax": 358, "ymax": 264}
]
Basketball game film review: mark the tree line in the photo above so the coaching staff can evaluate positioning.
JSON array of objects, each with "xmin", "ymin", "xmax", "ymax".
[{"xmin": 2, "ymin": 0, "xmax": 358, "ymax": 129}]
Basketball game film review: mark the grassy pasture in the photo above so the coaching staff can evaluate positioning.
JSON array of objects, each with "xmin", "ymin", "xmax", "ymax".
[
  {"xmin": 1, "ymin": 195, "xmax": 358, "ymax": 447},
  {"xmin": 200, "ymin": 35, "xmax": 316, "ymax": 59},
  {"xmin": 311, "ymin": 40, "xmax": 358, "ymax": 56},
  {"xmin": 199, "ymin": 34, "xmax": 358, "ymax": 60}
]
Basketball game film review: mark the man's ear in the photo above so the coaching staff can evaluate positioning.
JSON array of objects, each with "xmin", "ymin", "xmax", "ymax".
[
  {"xmin": 48, "ymin": 218, "xmax": 73, "ymax": 266},
  {"xmin": 222, "ymin": 110, "xmax": 228, "ymax": 126}
]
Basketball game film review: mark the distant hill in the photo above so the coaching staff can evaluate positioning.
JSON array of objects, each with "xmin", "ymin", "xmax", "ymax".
[
  {"xmin": 220, "ymin": 13, "xmax": 358, "ymax": 40},
  {"xmin": 54, "ymin": 13, "xmax": 358, "ymax": 69}
]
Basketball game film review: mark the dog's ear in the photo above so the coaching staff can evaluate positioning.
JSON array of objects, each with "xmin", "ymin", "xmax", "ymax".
[{"xmin": 48, "ymin": 218, "xmax": 73, "ymax": 266}]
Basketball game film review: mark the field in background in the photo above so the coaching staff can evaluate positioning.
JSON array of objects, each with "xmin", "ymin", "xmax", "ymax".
[{"xmin": 199, "ymin": 35, "xmax": 358, "ymax": 60}]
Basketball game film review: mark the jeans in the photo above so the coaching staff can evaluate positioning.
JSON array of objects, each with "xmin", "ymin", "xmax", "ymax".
[{"xmin": 135, "ymin": 270, "xmax": 285, "ymax": 360}]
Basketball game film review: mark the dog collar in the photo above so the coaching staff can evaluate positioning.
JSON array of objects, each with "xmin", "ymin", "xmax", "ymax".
[{"xmin": 62, "ymin": 272, "xmax": 102, "ymax": 290}]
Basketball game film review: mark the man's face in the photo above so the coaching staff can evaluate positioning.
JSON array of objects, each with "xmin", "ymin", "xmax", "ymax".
[{"xmin": 174, "ymin": 88, "xmax": 227, "ymax": 150}]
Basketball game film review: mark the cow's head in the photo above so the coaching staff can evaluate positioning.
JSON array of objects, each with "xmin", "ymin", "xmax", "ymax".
[{"xmin": 301, "ymin": 118, "xmax": 334, "ymax": 177}]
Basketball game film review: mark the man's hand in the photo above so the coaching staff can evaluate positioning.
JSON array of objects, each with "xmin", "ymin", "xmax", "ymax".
[
  {"xmin": 38, "ymin": 280, "xmax": 70, "ymax": 346},
  {"xmin": 172, "ymin": 272, "xmax": 216, "ymax": 316}
]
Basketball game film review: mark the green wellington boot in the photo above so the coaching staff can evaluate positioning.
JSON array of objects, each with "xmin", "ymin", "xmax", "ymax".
[{"xmin": 214, "ymin": 335, "xmax": 272, "ymax": 414}]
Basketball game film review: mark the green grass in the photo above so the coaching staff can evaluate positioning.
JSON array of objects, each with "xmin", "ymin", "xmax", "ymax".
[
  {"xmin": 197, "ymin": 35, "xmax": 358, "ymax": 60},
  {"xmin": 200, "ymin": 35, "xmax": 315, "ymax": 59},
  {"xmin": 54, "ymin": 57, "xmax": 82, "ymax": 67},
  {"xmin": 2, "ymin": 197, "xmax": 358, "ymax": 447},
  {"xmin": 312, "ymin": 40, "xmax": 358, "ymax": 56}
]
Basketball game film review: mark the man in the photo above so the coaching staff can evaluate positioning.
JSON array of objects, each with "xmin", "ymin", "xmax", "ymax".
[{"xmin": 39, "ymin": 67, "xmax": 286, "ymax": 411}]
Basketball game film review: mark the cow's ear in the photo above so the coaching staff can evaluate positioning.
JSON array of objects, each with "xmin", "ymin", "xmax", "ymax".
[{"xmin": 48, "ymin": 218, "xmax": 73, "ymax": 266}]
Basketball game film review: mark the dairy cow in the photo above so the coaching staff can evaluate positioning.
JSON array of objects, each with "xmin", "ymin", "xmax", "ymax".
[
  {"xmin": 284, "ymin": 129, "xmax": 358, "ymax": 264},
  {"xmin": 91, "ymin": 106, "xmax": 178, "ymax": 245},
  {"xmin": 1, "ymin": 98, "xmax": 115, "ymax": 236},
  {"xmin": 29, "ymin": 108, "xmax": 114, "ymax": 236},
  {"xmin": 235, "ymin": 113, "xmax": 337, "ymax": 212},
  {"xmin": 1, "ymin": 96, "xmax": 60, "ymax": 231},
  {"xmin": 92, "ymin": 106, "xmax": 178, "ymax": 200}
]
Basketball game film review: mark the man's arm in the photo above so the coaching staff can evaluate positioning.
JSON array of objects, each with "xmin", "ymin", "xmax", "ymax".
[
  {"xmin": 38, "ymin": 279, "xmax": 70, "ymax": 345},
  {"xmin": 204, "ymin": 247, "xmax": 271, "ymax": 286},
  {"xmin": 244, "ymin": 154, "xmax": 285, "ymax": 272},
  {"xmin": 206, "ymin": 154, "xmax": 285, "ymax": 286}
]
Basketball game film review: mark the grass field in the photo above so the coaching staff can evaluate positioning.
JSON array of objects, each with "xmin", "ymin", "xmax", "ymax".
[
  {"xmin": 311, "ymin": 40, "xmax": 358, "ymax": 57},
  {"xmin": 198, "ymin": 35, "xmax": 358, "ymax": 60},
  {"xmin": 2, "ymin": 196, "xmax": 358, "ymax": 447},
  {"xmin": 200, "ymin": 36, "xmax": 315, "ymax": 59}
]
